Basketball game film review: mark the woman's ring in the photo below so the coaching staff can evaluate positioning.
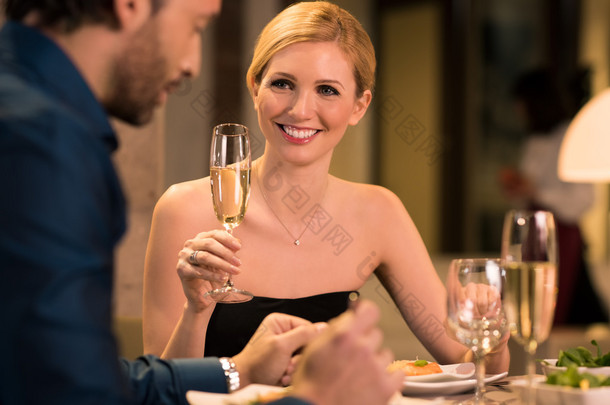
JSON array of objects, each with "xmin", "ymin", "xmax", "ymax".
[{"xmin": 189, "ymin": 251, "xmax": 199, "ymax": 265}]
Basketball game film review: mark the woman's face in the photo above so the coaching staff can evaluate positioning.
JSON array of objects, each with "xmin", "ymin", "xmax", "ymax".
[{"xmin": 252, "ymin": 41, "xmax": 372, "ymax": 166}]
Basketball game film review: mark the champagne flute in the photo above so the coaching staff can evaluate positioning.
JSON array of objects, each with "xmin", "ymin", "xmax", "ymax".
[
  {"xmin": 501, "ymin": 209, "xmax": 558, "ymax": 405},
  {"xmin": 206, "ymin": 123, "xmax": 253, "ymax": 303},
  {"xmin": 446, "ymin": 258, "xmax": 507, "ymax": 404}
]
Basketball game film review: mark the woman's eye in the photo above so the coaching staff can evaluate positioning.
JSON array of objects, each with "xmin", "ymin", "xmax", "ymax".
[
  {"xmin": 270, "ymin": 79, "xmax": 292, "ymax": 90},
  {"xmin": 319, "ymin": 85, "xmax": 339, "ymax": 96}
]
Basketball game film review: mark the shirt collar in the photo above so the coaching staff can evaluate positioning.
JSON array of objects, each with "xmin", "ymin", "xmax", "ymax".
[{"xmin": 0, "ymin": 21, "xmax": 118, "ymax": 151}]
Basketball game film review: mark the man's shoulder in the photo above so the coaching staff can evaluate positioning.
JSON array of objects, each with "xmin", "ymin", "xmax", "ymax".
[
  {"xmin": 0, "ymin": 68, "xmax": 93, "ymax": 140},
  {"xmin": 0, "ymin": 67, "xmax": 64, "ymax": 117}
]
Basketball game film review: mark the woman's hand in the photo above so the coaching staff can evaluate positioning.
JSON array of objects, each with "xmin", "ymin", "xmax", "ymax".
[
  {"xmin": 176, "ymin": 229, "xmax": 243, "ymax": 311},
  {"xmin": 459, "ymin": 282, "xmax": 502, "ymax": 319}
]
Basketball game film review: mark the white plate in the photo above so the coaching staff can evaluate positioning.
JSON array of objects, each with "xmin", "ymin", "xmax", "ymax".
[
  {"xmin": 186, "ymin": 384, "xmax": 427, "ymax": 405},
  {"xmin": 541, "ymin": 359, "xmax": 610, "ymax": 377},
  {"xmin": 404, "ymin": 362, "xmax": 475, "ymax": 382},
  {"xmin": 511, "ymin": 377, "xmax": 610, "ymax": 405},
  {"xmin": 402, "ymin": 371, "xmax": 508, "ymax": 396}
]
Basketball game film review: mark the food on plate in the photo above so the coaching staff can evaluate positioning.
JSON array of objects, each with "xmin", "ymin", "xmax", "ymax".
[
  {"xmin": 546, "ymin": 364, "xmax": 610, "ymax": 389},
  {"xmin": 552, "ymin": 340, "xmax": 610, "ymax": 368},
  {"xmin": 387, "ymin": 359, "xmax": 443, "ymax": 376}
]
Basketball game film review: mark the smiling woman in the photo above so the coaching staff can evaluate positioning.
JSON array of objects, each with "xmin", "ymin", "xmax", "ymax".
[
  {"xmin": 252, "ymin": 40, "xmax": 370, "ymax": 160},
  {"xmin": 141, "ymin": 0, "xmax": 509, "ymax": 378}
]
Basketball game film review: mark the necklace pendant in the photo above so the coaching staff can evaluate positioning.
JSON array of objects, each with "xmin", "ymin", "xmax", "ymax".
[{"xmin": 294, "ymin": 240, "xmax": 300, "ymax": 246}]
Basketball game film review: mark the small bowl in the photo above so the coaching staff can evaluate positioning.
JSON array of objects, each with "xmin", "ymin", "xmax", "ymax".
[
  {"xmin": 511, "ymin": 378, "xmax": 610, "ymax": 405},
  {"xmin": 541, "ymin": 359, "xmax": 610, "ymax": 377}
]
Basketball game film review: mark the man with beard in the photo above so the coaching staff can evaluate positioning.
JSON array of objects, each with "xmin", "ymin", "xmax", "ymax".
[{"xmin": 0, "ymin": 1, "xmax": 403, "ymax": 405}]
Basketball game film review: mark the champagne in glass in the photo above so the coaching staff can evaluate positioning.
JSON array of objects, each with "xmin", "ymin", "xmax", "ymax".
[
  {"xmin": 446, "ymin": 258, "xmax": 507, "ymax": 405},
  {"xmin": 205, "ymin": 123, "xmax": 253, "ymax": 303},
  {"xmin": 501, "ymin": 210, "xmax": 558, "ymax": 404},
  {"xmin": 503, "ymin": 262, "xmax": 556, "ymax": 351},
  {"xmin": 210, "ymin": 166, "xmax": 250, "ymax": 229}
]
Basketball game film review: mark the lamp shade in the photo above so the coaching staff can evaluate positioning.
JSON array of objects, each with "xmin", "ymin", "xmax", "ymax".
[{"xmin": 559, "ymin": 88, "xmax": 610, "ymax": 182}]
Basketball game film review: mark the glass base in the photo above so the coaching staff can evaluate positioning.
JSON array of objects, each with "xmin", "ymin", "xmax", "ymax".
[{"xmin": 204, "ymin": 285, "xmax": 253, "ymax": 303}]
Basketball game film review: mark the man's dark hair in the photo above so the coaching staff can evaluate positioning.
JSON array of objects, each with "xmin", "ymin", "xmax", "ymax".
[{"xmin": 3, "ymin": 0, "xmax": 165, "ymax": 33}]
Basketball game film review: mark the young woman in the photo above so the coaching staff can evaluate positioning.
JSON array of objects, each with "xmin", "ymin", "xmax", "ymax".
[{"xmin": 143, "ymin": 1, "xmax": 509, "ymax": 374}]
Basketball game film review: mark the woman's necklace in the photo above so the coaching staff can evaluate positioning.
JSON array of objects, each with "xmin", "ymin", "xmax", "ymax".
[{"xmin": 256, "ymin": 167, "xmax": 327, "ymax": 246}]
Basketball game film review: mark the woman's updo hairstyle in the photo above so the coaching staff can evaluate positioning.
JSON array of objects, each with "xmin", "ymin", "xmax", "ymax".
[{"xmin": 246, "ymin": 1, "xmax": 376, "ymax": 98}]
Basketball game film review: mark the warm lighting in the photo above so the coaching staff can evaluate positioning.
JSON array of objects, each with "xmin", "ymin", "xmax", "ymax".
[
  {"xmin": 559, "ymin": 88, "xmax": 610, "ymax": 322},
  {"xmin": 559, "ymin": 88, "xmax": 610, "ymax": 182}
]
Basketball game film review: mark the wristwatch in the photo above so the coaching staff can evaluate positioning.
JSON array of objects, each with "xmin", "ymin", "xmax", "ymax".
[{"xmin": 219, "ymin": 357, "xmax": 240, "ymax": 393}]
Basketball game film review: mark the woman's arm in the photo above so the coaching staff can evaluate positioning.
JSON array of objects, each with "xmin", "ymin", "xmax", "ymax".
[
  {"xmin": 371, "ymin": 188, "xmax": 509, "ymax": 373},
  {"xmin": 143, "ymin": 180, "xmax": 238, "ymax": 358},
  {"xmin": 142, "ymin": 181, "xmax": 208, "ymax": 357}
]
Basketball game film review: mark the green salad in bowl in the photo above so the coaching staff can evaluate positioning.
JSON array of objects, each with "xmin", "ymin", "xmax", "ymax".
[
  {"xmin": 546, "ymin": 364, "xmax": 610, "ymax": 389},
  {"xmin": 541, "ymin": 340, "xmax": 610, "ymax": 377}
]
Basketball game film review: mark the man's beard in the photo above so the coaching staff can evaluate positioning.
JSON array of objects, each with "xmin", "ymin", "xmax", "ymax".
[{"xmin": 105, "ymin": 20, "xmax": 168, "ymax": 126}]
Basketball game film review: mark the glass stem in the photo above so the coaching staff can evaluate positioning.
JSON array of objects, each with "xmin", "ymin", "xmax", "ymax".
[
  {"xmin": 474, "ymin": 352, "xmax": 486, "ymax": 404},
  {"xmin": 525, "ymin": 346, "xmax": 537, "ymax": 405},
  {"xmin": 224, "ymin": 227, "xmax": 234, "ymax": 287}
]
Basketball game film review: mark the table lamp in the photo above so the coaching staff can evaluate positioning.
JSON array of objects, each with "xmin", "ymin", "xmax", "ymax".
[
  {"xmin": 558, "ymin": 88, "xmax": 610, "ymax": 325},
  {"xmin": 559, "ymin": 88, "xmax": 610, "ymax": 181}
]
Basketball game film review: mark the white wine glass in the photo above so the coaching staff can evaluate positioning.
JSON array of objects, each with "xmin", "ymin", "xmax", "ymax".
[
  {"xmin": 446, "ymin": 258, "xmax": 507, "ymax": 404},
  {"xmin": 205, "ymin": 123, "xmax": 253, "ymax": 303},
  {"xmin": 501, "ymin": 209, "xmax": 558, "ymax": 405}
]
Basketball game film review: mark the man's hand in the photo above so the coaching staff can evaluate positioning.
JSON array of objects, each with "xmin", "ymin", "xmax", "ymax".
[
  {"xmin": 232, "ymin": 313, "xmax": 324, "ymax": 387},
  {"xmin": 290, "ymin": 300, "xmax": 403, "ymax": 405}
]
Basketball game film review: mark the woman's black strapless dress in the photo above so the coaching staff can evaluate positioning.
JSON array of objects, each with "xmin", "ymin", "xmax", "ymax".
[{"xmin": 204, "ymin": 291, "xmax": 356, "ymax": 357}]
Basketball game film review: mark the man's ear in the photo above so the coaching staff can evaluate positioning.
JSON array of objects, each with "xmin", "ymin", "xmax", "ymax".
[{"xmin": 114, "ymin": 0, "xmax": 152, "ymax": 31}]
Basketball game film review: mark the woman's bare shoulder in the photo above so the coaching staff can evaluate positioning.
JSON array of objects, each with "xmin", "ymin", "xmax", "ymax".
[
  {"xmin": 154, "ymin": 177, "xmax": 211, "ymax": 219},
  {"xmin": 332, "ymin": 177, "xmax": 405, "ymax": 212},
  {"xmin": 164, "ymin": 177, "xmax": 209, "ymax": 198}
]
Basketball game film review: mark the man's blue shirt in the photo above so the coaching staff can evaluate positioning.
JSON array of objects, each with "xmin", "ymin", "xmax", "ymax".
[{"xmin": 0, "ymin": 21, "xmax": 227, "ymax": 405}]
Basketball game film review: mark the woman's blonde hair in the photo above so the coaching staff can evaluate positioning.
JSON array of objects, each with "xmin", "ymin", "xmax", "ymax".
[{"xmin": 246, "ymin": 1, "xmax": 376, "ymax": 97}]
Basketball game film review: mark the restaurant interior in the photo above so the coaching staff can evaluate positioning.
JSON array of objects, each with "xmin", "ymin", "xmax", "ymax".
[{"xmin": 110, "ymin": 0, "xmax": 610, "ymax": 376}]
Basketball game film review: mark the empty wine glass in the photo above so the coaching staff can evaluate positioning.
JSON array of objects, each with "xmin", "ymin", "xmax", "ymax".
[
  {"xmin": 446, "ymin": 258, "xmax": 507, "ymax": 404},
  {"xmin": 206, "ymin": 123, "xmax": 253, "ymax": 303},
  {"xmin": 501, "ymin": 209, "xmax": 558, "ymax": 405}
]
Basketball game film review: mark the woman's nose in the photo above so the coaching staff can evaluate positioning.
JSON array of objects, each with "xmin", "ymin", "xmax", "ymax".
[{"xmin": 289, "ymin": 90, "xmax": 315, "ymax": 119}]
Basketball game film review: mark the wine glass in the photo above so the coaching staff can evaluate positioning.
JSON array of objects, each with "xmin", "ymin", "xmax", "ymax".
[
  {"xmin": 446, "ymin": 258, "xmax": 507, "ymax": 404},
  {"xmin": 501, "ymin": 209, "xmax": 558, "ymax": 405},
  {"xmin": 205, "ymin": 123, "xmax": 253, "ymax": 303}
]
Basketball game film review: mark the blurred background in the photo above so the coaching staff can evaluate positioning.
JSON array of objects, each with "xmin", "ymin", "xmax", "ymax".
[{"xmin": 112, "ymin": 0, "xmax": 610, "ymax": 372}]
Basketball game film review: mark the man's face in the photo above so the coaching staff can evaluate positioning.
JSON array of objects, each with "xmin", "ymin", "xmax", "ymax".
[{"xmin": 106, "ymin": 0, "xmax": 221, "ymax": 125}]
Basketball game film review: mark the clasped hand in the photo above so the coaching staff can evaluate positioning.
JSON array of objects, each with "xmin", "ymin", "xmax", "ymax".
[{"xmin": 235, "ymin": 300, "xmax": 404, "ymax": 405}]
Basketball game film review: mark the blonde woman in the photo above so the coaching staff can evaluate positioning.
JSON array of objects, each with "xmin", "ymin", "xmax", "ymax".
[{"xmin": 143, "ymin": 1, "xmax": 509, "ymax": 376}]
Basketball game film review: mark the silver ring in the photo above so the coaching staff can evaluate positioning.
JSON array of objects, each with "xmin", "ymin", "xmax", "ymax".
[{"xmin": 189, "ymin": 250, "xmax": 199, "ymax": 265}]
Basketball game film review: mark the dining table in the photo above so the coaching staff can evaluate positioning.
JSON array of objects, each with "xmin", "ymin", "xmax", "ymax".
[
  {"xmin": 395, "ymin": 374, "xmax": 610, "ymax": 405},
  {"xmin": 186, "ymin": 375, "xmax": 533, "ymax": 405},
  {"xmin": 394, "ymin": 375, "xmax": 520, "ymax": 404},
  {"xmin": 187, "ymin": 368, "xmax": 610, "ymax": 405}
]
